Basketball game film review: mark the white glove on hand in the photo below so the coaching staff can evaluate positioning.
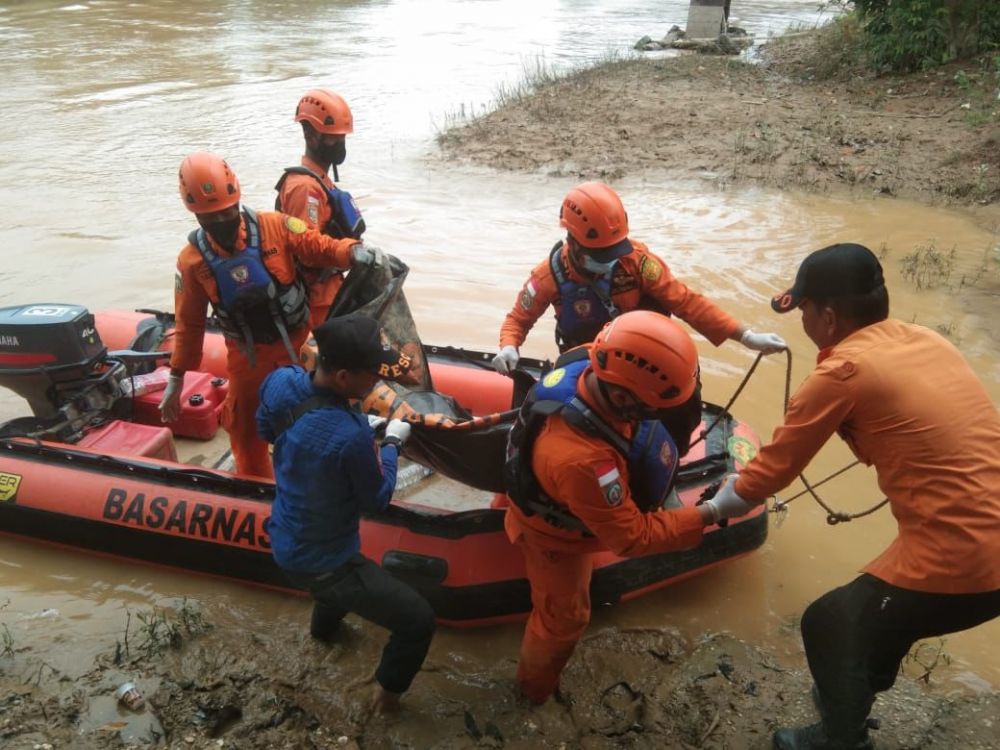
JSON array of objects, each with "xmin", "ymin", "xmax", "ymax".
[
  {"xmin": 351, "ymin": 244, "xmax": 386, "ymax": 270},
  {"xmin": 705, "ymin": 474, "xmax": 755, "ymax": 523},
  {"xmin": 383, "ymin": 419, "xmax": 412, "ymax": 447},
  {"xmin": 158, "ymin": 373, "xmax": 184, "ymax": 423},
  {"xmin": 740, "ymin": 329, "xmax": 787, "ymax": 355},
  {"xmin": 367, "ymin": 414, "xmax": 387, "ymax": 432},
  {"xmin": 492, "ymin": 345, "xmax": 520, "ymax": 375}
]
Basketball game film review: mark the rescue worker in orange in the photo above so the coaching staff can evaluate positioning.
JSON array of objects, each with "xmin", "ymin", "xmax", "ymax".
[
  {"xmin": 503, "ymin": 310, "xmax": 756, "ymax": 704},
  {"xmin": 493, "ymin": 181, "xmax": 786, "ymax": 454},
  {"xmin": 708, "ymin": 243, "xmax": 1000, "ymax": 750},
  {"xmin": 160, "ymin": 152, "xmax": 376, "ymax": 479},
  {"xmin": 275, "ymin": 89, "xmax": 370, "ymax": 328}
]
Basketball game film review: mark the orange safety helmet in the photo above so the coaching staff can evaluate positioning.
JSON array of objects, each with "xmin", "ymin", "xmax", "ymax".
[
  {"xmin": 559, "ymin": 181, "xmax": 631, "ymax": 258},
  {"xmin": 589, "ymin": 311, "xmax": 699, "ymax": 409},
  {"xmin": 178, "ymin": 152, "xmax": 241, "ymax": 214},
  {"xmin": 294, "ymin": 89, "xmax": 354, "ymax": 135}
]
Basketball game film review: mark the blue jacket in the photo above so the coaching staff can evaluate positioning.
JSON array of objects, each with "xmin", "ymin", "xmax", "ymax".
[{"xmin": 256, "ymin": 365, "xmax": 399, "ymax": 573}]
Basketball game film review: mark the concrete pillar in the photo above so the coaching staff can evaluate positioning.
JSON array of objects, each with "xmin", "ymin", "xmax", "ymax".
[{"xmin": 686, "ymin": 0, "xmax": 727, "ymax": 40}]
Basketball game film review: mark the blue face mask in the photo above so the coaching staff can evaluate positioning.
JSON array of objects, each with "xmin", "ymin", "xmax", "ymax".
[{"xmin": 580, "ymin": 254, "xmax": 618, "ymax": 276}]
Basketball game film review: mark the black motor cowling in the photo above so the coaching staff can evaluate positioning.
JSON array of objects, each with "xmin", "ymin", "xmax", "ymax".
[{"xmin": 0, "ymin": 303, "xmax": 107, "ymax": 418}]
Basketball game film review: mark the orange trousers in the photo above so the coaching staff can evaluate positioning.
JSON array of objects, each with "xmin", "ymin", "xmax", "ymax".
[
  {"xmin": 221, "ymin": 331, "xmax": 307, "ymax": 479},
  {"xmin": 514, "ymin": 534, "xmax": 595, "ymax": 704},
  {"xmin": 307, "ymin": 273, "xmax": 344, "ymax": 330}
]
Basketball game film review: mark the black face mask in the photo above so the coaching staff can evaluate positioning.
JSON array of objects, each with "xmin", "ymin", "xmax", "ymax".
[
  {"xmin": 205, "ymin": 217, "xmax": 241, "ymax": 249},
  {"xmin": 319, "ymin": 140, "xmax": 347, "ymax": 166}
]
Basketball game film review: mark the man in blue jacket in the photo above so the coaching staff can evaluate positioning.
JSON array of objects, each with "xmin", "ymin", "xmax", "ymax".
[{"xmin": 256, "ymin": 313, "xmax": 434, "ymax": 714}]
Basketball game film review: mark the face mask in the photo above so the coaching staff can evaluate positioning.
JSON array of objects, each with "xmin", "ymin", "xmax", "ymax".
[
  {"xmin": 319, "ymin": 140, "xmax": 347, "ymax": 166},
  {"xmin": 580, "ymin": 254, "xmax": 618, "ymax": 276},
  {"xmin": 205, "ymin": 217, "xmax": 241, "ymax": 248}
]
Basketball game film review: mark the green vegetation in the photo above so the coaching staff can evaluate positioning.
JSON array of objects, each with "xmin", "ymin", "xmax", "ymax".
[
  {"xmin": 115, "ymin": 597, "xmax": 210, "ymax": 664},
  {"xmin": 850, "ymin": 0, "xmax": 1000, "ymax": 73},
  {"xmin": 899, "ymin": 241, "xmax": 956, "ymax": 290},
  {"xmin": 782, "ymin": 3, "xmax": 1000, "ymax": 81}
]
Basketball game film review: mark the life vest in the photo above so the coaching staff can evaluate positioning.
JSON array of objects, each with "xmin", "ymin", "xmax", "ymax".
[
  {"xmin": 274, "ymin": 166, "xmax": 366, "ymax": 240},
  {"xmin": 503, "ymin": 348, "xmax": 679, "ymax": 534},
  {"xmin": 190, "ymin": 207, "xmax": 309, "ymax": 366},
  {"xmin": 550, "ymin": 242, "xmax": 676, "ymax": 352},
  {"xmin": 550, "ymin": 242, "xmax": 619, "ymax": 352}
]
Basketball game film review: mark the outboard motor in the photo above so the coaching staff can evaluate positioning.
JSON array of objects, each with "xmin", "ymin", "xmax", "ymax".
[{"xmin": 0, "ymin": 303, "xmax": 131, "ymax": 440}]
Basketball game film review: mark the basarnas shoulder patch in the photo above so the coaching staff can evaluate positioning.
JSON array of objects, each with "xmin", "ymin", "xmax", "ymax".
[
  {"xmin": 285, "ymin": 216, "xmax": 308, "ymax": 234},
  {"xmin": 639, "ymin": 255, "xmax": 662, "ymax": 282},
  {"xmin": 594, "ymin": 460, "xmax": 624, "ymax": 507},
  {"xmin": 726, "ymin": 435, "xmax": 757, "ymax": 466}
]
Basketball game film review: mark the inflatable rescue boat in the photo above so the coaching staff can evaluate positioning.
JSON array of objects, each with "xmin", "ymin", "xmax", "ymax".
[{"xmin": 0, "ymin": 304, "xmax": 767, "ymax": 627}]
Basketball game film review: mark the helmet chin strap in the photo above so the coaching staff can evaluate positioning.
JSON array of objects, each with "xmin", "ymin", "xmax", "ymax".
[{"xmin": 596, "ymin": 379, "xmax": 646, "ymax": 422}]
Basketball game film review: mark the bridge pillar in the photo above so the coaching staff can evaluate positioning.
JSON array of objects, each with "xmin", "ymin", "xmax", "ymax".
[{"xmin": 685, "ymin": 0, "xmax": 729, "ymax": 40}]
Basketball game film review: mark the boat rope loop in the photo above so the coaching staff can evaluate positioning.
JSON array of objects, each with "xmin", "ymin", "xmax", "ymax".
[{"xmin": 694, "ymin": 348, "xmax": 889, "ymax": 526}]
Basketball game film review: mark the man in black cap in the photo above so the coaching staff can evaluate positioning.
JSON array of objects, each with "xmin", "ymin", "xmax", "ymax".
[
  {"xmin": 256, "ymin": 312, "xmax": 435, "ymax": 714},
  {"xmin": 707, "ymin": 243, "xmax": 1000, "ymax": 749}
]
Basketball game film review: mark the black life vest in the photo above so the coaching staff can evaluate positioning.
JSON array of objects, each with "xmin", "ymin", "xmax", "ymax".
[
  {"xmin": 190, "ymin": 207, "xmax": 309, "ymax": 366},
  {"xmin": 273, "ymin": 166, "xmax": 366, "ymax": 240},
  {"xmin": 503, "ymin": 348, "xmax": 679, "ymax": 534}
]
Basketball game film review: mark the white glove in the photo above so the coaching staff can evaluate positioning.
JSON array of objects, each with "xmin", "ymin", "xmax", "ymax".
[
  {"xmin": 367, "ymin": 414, "xmax": 387, "ymax": 432},
  {"xmin": 351, "ymin": 244, "xmax": 386, "ymax": 270},
  {"xmin": 705, "ymin": 475, "xmax": 755, "ymax": 523},
  {"xmin": 740, "ymin": 329, "xmax": 787, "ymax": 355},
  {"xmin": 158, "ymin": 373, "xmax": 184, "ymax": 423},
  {"xmin": 492, "ymin": 345, "xmax": 520, "ymax": 375},
  {"xmin": 382, "ymin": 419, "xmax": 412, "ymax": 447}
]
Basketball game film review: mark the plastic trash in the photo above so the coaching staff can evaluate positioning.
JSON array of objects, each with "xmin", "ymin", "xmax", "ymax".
[
  {"xmin": 115, "ymin": 681, "xmax": 145, "ymax": 711},
  {"xmin": 119, "ymin": 369, "xmax": 171, "ymax": 397}
]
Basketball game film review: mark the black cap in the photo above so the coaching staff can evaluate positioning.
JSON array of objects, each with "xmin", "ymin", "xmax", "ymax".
[
  {"xmin": 771, "ymin": 243, "xmax": 885, "ymax": 313},
  {"xmin": 313, "ymin": 313, "xmax": 411, "ymax": 378}
]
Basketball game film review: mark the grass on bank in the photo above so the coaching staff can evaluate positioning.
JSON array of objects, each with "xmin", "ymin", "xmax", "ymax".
[
  {"xmin": 113, "ymin": 598, "xmax": 210, "ymax": 665},
  {"xmin": 434, "ymin": 49, "xmax": 628, "ymax": 139}
]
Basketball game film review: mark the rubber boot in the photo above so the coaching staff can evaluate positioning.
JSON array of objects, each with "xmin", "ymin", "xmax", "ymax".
[
  {"xmin": 811, "ymin": 684, "xmax": 881, "ymax": 732},
  {"xmin": 773, "ymin": 721, "xmax": 874, "ymax": 750}
]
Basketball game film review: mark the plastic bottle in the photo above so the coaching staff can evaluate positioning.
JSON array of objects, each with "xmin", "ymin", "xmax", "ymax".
[{"xmin": 119, "ymin": 369, "xmax": 171, "ymax": 397}]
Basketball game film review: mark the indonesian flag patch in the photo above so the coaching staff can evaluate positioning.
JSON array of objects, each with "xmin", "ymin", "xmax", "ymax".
[{"xmin": 595, "ymin": 460, "xmax": 624, "ymax": 507}]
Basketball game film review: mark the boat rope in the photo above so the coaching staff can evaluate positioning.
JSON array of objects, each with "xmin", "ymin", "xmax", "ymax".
[
  {"xmin": 692, "ymin": 348, "xmax": 889, "ymax": 526},
  {"xmin": 774, "ymin": 348, "xmax": 889, "ymax": 524}
]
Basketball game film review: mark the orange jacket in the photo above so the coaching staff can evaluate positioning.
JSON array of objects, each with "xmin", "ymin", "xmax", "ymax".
[
  {"xmin": 498, "ymin": 239, "xmax": 742, "ymax": 349},
  {"xmin": 277, "ymin": 156, "xmax": 337, "ymax": 233},
  {"xmin": 171, "ymin": 210, "xmax": 358, "ymax": 372},
  {"xmin": 276, "ymin": 156, "xmax": 349, "ymax": 327},
  {"xmin": 505, "ymin": 369, "xmax": 706, "ymax": 557},
  {"xmin": 735, "ymin": 319, "xmax": 1000, "ymax": 594}
]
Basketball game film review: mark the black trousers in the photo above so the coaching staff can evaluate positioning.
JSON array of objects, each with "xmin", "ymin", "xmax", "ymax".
[
  {"xmin": 801, "ymin": 573, "xmax": 1000, "ymax": 739},
  {"xmin": 285, "ymin": 554, "xmax": 436, "ymax": 694}
]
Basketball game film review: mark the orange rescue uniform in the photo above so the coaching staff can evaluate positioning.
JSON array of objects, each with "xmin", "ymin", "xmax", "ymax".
[
  {"xmin": 499, "ymin": 240, "xmax": 742, "ymax": 349},
  {"xmin": 505, "ymin": 368, "xmax": 706, "ymax": 703},
  {"xmin": 276, "ymin": 156, "xmax": 347, "ymax": 328},
  {"xmin": 735, "ymin": 319, "xmax": 1000, "ymax": 594},
  {"xmin": 171, "ymin": 210, "xmax": 358, "ymax": 479}
]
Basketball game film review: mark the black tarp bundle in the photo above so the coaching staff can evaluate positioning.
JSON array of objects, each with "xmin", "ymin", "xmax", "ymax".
[{"xmin": 325, "ymin": 253, "xmax": 538, "ymax": 494}]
